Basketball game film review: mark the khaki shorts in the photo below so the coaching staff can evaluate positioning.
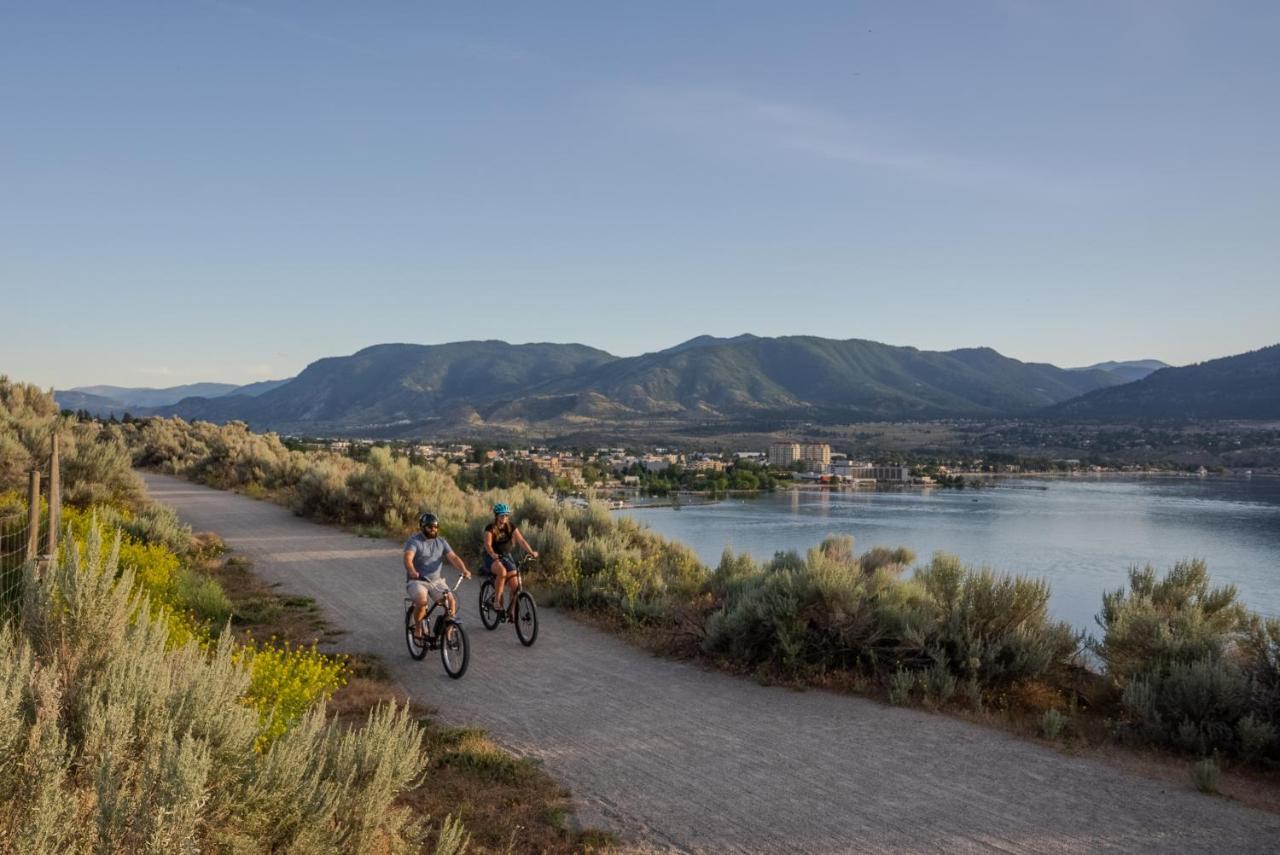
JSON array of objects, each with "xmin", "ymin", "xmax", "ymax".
[{"xmin": 407, "ymin": 578, "xmax": 449, "ymax": 603}]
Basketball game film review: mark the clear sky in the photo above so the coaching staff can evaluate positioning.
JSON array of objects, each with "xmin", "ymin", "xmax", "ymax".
[{"xmin": 3, "ymin": 1, "xmax": 1278, "ymax": 389}]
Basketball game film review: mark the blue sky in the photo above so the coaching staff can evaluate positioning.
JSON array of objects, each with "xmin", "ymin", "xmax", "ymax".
[{"xmin": 3, "ymin": 1, "xmax": 1278, "ymax": 389}]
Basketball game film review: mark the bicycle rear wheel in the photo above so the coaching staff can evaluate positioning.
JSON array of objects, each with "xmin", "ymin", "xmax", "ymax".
[
  {"xmin": 440, "ymin": 620, "xmax": 469, "ymax": 678},
  {"xmin": 478, "ymin": 579, "xmax": 500, "ymax": 631},
  {"xmin": 515, "ymin": 591, "xmax": 538, "ymax": 647},
  {"xmin": 405, "ymin": 607, "xmax": 428, "ymax": 660}
]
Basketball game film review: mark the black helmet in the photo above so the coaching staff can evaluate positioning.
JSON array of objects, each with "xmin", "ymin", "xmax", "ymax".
[{"xmin": 418, "ymin": 512, "xmax": 439, "ymax": 533}]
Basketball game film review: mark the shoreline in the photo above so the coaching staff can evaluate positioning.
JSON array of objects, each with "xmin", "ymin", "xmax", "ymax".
[{"xmin": 606, "ymin": 469, "xmax": 1279, "ymax": 507}]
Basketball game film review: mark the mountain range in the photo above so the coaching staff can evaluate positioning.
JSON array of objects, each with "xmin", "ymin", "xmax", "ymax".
[
  {"xmin": 56, "ymin": 379, "xmax": 291, "ymax": 413},
  {"xmin": 1072, "ymin": 360, "xmax": 1169, "ymax": 384},
  {"xmin": 53, "ymin": 336, "xmax": 1276, "ymax": 435},
  {"xmin": 1048, "ymin": 345, "xmax": 1280, "ymax": 421}
]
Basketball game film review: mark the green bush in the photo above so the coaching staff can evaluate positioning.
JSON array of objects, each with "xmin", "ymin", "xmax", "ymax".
[
  {"xmin": 173, "ymin": 566, "xmax": 234, "ymax": 626},
  {"xmin": 1040, "ymin": 708, "xmax": 1068, "ymax": 740},
  {"xmin": 703, "ymin": 545, "xmax": 1078, "ymax": 692},
  {"xmin": 1, "ymin": 528, "xmax": 430, "ymax": 852},
  {"xmin": 913, "ymin": 553, "xmax": 1080, "ymax": 687},
  {"xmin": 293, "ymin": 455, "xmax": 360, "ymax": 522},
  {"xmin": 888, "ymin": 667, "xmax": 915, "ymax": 706},
  {"xmin": 1191, "ymin": 757, "xmax": 1220, "ymax": 794},
  {"xmin": 923, "ymin": 656, "xmax": 958, "ymax": 707},
  {"xmin": 1094, "ymin": 560, "xmax": 1247, "ymax": 682},
  {"xmin": 119, "ymin": 503, "xmax": 193, "ymax": 556},
  {"xmin": 1095, "ymin": 561, "xmax": 1275, "ymax": 762}
]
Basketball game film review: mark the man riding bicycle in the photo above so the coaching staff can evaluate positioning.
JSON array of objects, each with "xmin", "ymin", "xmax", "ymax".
[
  {"xmin": 405, "ymin": 511, "xmax": 471, "ymax": 641},
  {"xmin": 482, "ymin": 502, "xmax": 537, "ymax": 617}
]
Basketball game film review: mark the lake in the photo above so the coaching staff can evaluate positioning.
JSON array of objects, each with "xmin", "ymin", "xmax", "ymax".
[{"xmin": 622, "ymin": 476, "xmax": 1280, "ymax": 636}]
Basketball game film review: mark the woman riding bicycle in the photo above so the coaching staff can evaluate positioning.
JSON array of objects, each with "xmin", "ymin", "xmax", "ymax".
[{"xmin": 482, "ymin": 502, "xmax": 537, "ymax": 616}]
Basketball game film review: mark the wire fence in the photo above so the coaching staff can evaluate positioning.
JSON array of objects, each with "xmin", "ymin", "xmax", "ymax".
[{"xmin": 1, "ymin": 437, "xmax": 60, "ymax": 618}]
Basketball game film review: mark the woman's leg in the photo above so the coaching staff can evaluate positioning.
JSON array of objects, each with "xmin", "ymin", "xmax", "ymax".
[{"xmin": 501, "ymin": 556, "xmax": 520, "ymax": 611}]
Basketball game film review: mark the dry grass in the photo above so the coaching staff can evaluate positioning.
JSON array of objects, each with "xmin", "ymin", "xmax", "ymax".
[{"xmin": 191, "ymin": 536, "xmax": 618, "ymax": 854}]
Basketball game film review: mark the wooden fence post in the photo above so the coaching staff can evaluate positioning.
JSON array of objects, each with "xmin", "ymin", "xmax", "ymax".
[
  {"xmin": 46, "ymin": 433, "xmax": 60, "ymax": 558},
  {"xmin": 26, "ymin": 469, "xmax": 40, "ymax": 562}
]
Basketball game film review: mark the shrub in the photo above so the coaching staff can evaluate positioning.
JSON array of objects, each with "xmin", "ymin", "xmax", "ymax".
[
  {"xmin": 1040, "ymin": 708, "xmax": 1068, "ymax": 740},
  {"xmin": 1094, "ymin": 560, "xmax": 1247, "ymax": 683},
  {"xmin": 174, "ymin": 566, "xmax": 234, "ymax": 626},
  {"xmin": 912, "ymin": 553, "xmax": 1081, "ymax": 689},
  {"xmin": 923, "ymin": 656, "xmax": 957, "ymax": 707},
  {"xmin": 1191, "ymin": 757, "xmax": 1220, "ymax": 794},
  {"xmin": 1120, "ymin": 658, "xmax": 1250, "ymax": 756},
  {"xmin": 1096, "ymin": 561, "xmax": 1274, "ymax": 761},
  {"xmin": 888, "ymin": 667, "xmax": 915, "ymax": 706},
  {"xmin": 1, "ymin": 530, "xmax": 429, "ymax": 851},
  {"xmin": 118, "ymin": 503, "xmax": 193, "ymax": 555},
  {"xmin": 60, "ymin": 422, "xmax": 144, "ymax": 508},
  {"xmin": 293, "ymin": 455, "xmax": 359, "ymax": 522}
]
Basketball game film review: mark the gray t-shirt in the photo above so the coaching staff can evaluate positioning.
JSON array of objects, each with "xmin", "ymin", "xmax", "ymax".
[{"xmin": 404, "ymin": 533, "xmax": 454, "ymax": 582}]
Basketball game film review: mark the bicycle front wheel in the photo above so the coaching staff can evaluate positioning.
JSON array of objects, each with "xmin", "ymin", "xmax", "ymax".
[
  {"xmin": 478, "ymin": 579, "xmax": 500, "ymax": 631},
  {"xmin": 440, "ymin": 620, "xmax": 469, "ymax": 678},
  {"xmin": 515, "ymin": 591, "xmax": 538, "ymax": 647}
]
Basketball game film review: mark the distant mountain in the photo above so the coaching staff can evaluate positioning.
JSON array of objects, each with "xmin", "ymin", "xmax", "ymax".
[
  {"xmin": 1047, "ymin": 344, "xmax": 1280, "ymax": 420},
  {"xmin": 523, "ymin": 337, "xmax": 1125, "ymax": 422},
  {"xmin": 1072, "ymin": 359, "xmax": 1170, "ymax": 384},
  {"xmin": 53, "ymin": 390, "xmax": 132, "ymax": 414},
  {"xmin": 143, "ymin": 336, "xmax": 1127, "ymax": 435},
  {"xmin": 660, "ymin": 334, "xmax": 761, "ymax": 355},
  {"xmin": 68, "ymin": 383, "xmax": 239, "ymax": 409},
  {"xmin": 56, "ymin": 378, "xmax": 292, "ymax": 415},
  {"xmin": 228, "ymin": 378, "xmax": 292, "ymax": 397},
  {"xmin": 152, "ymin": 341, "xmax": 618, "ymax": 433}
]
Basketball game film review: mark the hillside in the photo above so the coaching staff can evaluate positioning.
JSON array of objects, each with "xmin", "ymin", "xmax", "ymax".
[
  {"xmin": 155, "ymin": 340, "xmax": 618, "ymax": 433},
  {"xmin": 1047, "ymin": 344, "xmax": 1280, "ymax": 421},
  {"xmin": 528, "ymin": 336, "xmax": 1124, "ymax": 421},
  {"xmin": 143, "ymin": 336, "xmax": 1129, "ymax": 434}
]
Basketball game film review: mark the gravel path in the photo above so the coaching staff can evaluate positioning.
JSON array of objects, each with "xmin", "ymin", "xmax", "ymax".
[{"xmin": 143, "ymin": 473, "xmax": 1280, "ymax": 854}]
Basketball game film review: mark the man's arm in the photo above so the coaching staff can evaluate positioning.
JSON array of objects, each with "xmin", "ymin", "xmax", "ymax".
[
  {"xmin": 404, "ymin": 550, "xmax": 419, "ymax": 578},
  {"xmin": 446, "ymin": 549, "xmax": 471, "ymax": 578}
]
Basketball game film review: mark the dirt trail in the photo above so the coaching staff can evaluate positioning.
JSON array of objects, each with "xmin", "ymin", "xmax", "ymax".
[{"xmin": 143, "ymin": 473, "xmax": 1280, "ymax": 854}]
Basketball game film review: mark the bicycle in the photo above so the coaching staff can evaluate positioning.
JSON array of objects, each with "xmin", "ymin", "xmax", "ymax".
[
  {"xmin": 404, "ymin": 574, "xmax": 470, "ymax": 678},
  {"xmin": 478, "ymin": 553, "xmax": 538, "ymax": 647}
]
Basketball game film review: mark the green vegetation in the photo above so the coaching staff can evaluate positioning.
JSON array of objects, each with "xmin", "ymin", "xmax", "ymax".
[
  {"xmin": 1094, "ymin": 560, "xmax": 1280, "ymax": 765},
  {"xmin": 700, "ymin": 540, "xmax": 1077, "ymax": 694},
  {"xmin": 114, "ymin": 411, "xmax": 1280, "ymax": 779},
  {"xmin": 621, "ymin": 458, "xmax": 776, "ymax": 495},
  {"xmin": 0, "ymin": 377, "xmax": 481, "ymax": 852},
  {"xmin": 0, "ymin": 527, "xmax": 429, "ymax": 853}
]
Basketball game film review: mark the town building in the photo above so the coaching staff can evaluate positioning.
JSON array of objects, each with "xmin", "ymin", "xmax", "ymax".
[
  {"xmin": 800, "ymin": 443, "xmax": 831, "ymax": 471},
  {"xmin": 831, "ymin": 463, "xmax": 911, "ymax": 483},
  {"xmin": 768, "ymin": 442, "xmax": 801, "ymax": 467}
]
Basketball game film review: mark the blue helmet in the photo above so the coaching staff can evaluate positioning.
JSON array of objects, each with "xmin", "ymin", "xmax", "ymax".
[{"xmin": 492, "ymin": 502, "xmax": 511, "ymax": 517}]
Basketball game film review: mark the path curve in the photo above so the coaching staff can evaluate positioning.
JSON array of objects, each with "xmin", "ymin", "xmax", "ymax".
[{"xmin": 143, "ymin": 473, "xmax": 1280, "ymax": 854}]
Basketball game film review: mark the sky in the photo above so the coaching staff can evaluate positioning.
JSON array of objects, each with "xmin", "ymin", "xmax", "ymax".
[{"xmin": 2, "ymin": 1, "xmax": 1278, "ymax": 389}]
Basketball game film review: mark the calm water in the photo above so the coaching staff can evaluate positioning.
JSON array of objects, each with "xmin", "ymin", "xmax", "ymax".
[{"xmin": 623, "ymin": 476, "xmax": 1280, "ymax": 636}]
